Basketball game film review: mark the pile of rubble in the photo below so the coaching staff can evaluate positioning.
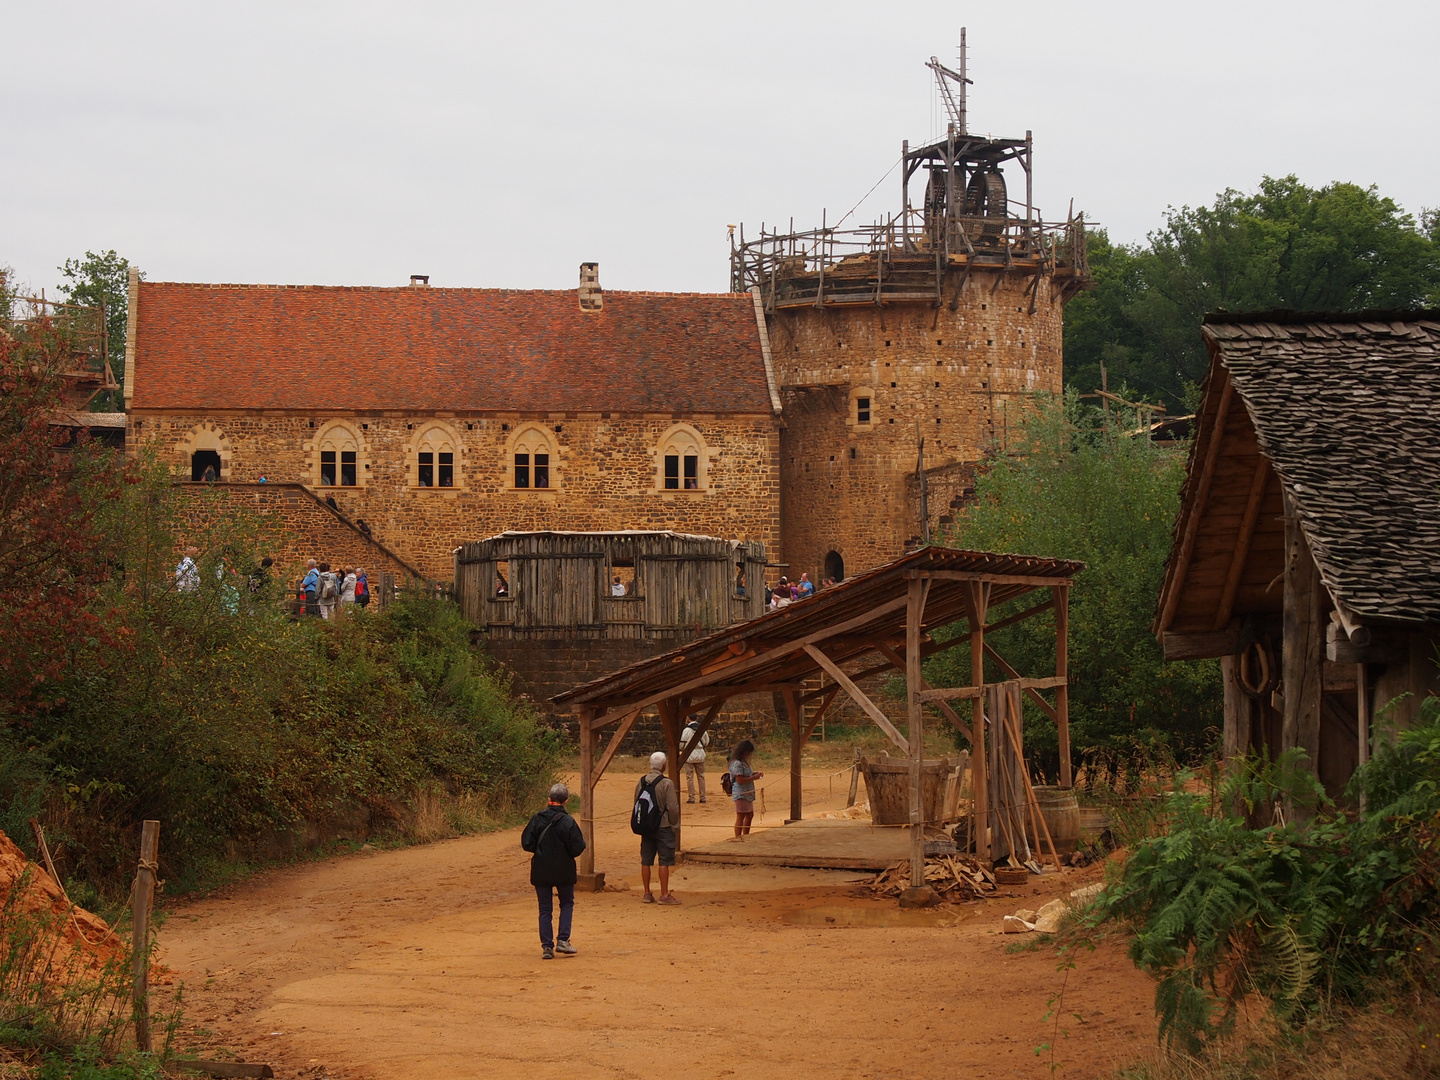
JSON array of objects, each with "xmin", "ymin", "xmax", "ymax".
[
  {"xmin": 865, "ymin": 855, "xmax": 998, "ymax": 902},
  {"xmin": 0, "ymin": 829, "xmax": 124, "ymax": 981},
  {"xmin": 1002, "ymin": 882, "xmax": 1105, "ymax": 934}
]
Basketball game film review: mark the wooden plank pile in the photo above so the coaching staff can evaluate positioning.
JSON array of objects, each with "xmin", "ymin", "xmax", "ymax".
[{"xmin": 866, "ymin": 855, "xmax": 997, "ymax": 901}]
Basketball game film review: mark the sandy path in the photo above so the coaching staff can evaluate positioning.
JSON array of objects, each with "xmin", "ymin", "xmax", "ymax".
[{"xmin": 161, "ymin": 767, "xmax": 1159, "ymax": 1079}]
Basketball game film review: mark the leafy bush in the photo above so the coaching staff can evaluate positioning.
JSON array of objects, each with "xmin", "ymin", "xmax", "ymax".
[
  {"xmin": 0, "ymin": 319, "xmax": 562, "ymax": 899},
  {"xmin": 932, "ymin": 391, "xmax": 1221, "ymax": 780},
  {"xmin": 1095, "ymin": 695, "xmax": 1440, "ymax": 1054}
]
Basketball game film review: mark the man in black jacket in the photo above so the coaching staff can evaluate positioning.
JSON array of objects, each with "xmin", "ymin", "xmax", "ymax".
[{"xmin": 520, "ymin": 782, "xmax": 588, "ymax": 960}]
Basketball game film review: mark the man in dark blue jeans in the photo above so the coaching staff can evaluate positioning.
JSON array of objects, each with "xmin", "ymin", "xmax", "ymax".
[{"xmin": 520, "ymin": 782, "xmax": 587, "ymax": 959}]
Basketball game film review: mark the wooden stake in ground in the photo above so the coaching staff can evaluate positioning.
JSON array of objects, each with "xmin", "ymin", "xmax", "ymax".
[
  {"xmin": 132, "ymin": 819, "xmax": 159, "ymax": 1052},
  {"xmin": 28, "ymin": 818, "xmax": 65, "ymax": 899}
]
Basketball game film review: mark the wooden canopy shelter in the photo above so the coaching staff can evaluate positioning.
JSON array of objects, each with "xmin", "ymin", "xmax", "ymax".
[
  {"xmin": 1155, "ymin": 311, "xmax": 1440, "ymax": 805},
  {"xmin": 553, "ymin": 545, "xmax": 1081, "ymax": 899}
]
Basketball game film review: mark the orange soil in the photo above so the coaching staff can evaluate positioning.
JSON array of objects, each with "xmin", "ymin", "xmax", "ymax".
[
  {"xmin": 160, "ymin": 768, "xmax": 1160, "ymax": 1079},
  {"xmin": 0, "ymin": 830, "xmax": 124, "ymax": 979}
]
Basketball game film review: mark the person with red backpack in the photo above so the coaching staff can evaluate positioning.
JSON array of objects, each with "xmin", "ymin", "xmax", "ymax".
[
  {"xmin": 354, "ymin": 568, "xmax": 370, "ymax": 609},
  {"xmin": 632, "ymin": 752, "xmax": 681, "ymax": 905}
]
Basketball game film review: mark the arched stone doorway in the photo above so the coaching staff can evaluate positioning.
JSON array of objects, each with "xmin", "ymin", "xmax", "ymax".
[{"xmin": 824, "ymin": 550, "xmax": 845, "ymax": 583}]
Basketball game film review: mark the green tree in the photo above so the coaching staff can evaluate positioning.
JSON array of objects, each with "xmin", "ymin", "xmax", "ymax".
[
  {"xmin": 57, "ymin": 251, "xmax": 135, "ymax": 410},
  {"xmin": 929, "ymin": 392, "xmax": 1220, "ymax": 782},
  {"xmin": 1065, "ymin": 177, "xmax": 1440, "ymax": 408}
]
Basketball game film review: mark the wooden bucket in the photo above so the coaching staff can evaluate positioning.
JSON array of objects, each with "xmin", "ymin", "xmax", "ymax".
[
  {"xmin": 1028, "ymin": 786, "xmax": 1082, "ymax": 854},
  {"xmin": 860, "ymin": 752, "xmax": 966, "ymax": 827}
]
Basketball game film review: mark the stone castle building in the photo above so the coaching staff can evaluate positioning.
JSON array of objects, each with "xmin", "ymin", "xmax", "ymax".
[{"xmin": 124, "ymin": 75, "xmax": 1088, "ymax": 590}]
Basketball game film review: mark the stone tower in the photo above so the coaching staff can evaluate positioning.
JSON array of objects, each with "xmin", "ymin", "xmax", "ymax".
[{"xmin": 731, "ymin": 53, "xmax": 1090, "ymax": 583}]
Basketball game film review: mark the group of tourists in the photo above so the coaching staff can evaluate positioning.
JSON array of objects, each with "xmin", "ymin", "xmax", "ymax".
[
  {"xmin": 297, "ymin": 558, "xmax": 372, "ymax": 618},
  {"xmin": 521, "ymin": 722, "xmax": 766, "ymax": 960},
  {"xmin": 766, "ymin": 571, "xmax": 821, "ymax": 609}
]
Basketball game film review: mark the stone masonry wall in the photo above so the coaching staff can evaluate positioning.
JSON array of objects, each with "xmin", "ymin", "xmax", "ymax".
[
  {"xmin": 768, "ymin": 270, "xmax": 1063, "ymax": 582},
  {"xmin": 130, "ymin": 412, "xmax": 782, "ymax": 581},
  {"xmin": 171, "ymin": 482, "xmax": 425, "ymax": 588}
]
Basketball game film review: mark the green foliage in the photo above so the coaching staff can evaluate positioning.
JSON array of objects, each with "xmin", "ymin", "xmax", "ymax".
[
  {"xmin": 1066, "ymin": 177, "xmax": 1440, "ymax": 407},
  {"xmin": 57, "ymin": 251, "xmax": 136, "ymax": 410},
  {"xmin": 0, "ymin": 408, "xmax": 560, "ymax": 896},
  {"xmin": 931, "ymin": 392, "xmax": 1221, "ymax": 780},
  {"xmin": 1095, "ymin": 695, "xmax": 1440, "ymax": 1055}
]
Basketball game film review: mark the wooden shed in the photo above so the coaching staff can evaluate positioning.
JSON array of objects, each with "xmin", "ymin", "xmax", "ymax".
[
  {"xmin": 454, "ymin": 531, "xmax": 767, "ymax": 638},
  {"xmin": 1155, "ymin": 311, "xmax": 1440, "ymax": 807}
]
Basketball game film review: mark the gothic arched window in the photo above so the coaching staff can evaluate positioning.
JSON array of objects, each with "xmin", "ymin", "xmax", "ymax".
[
  {"xmin": 315, "ymin": 421, "xmax": 363, "ymax": 487},
  {"xmin": 413, "ymin": 424, "xmax": 459, "ymax": 489},
  {"xmin": 655, "ymin": 425, "xmax": 708, "ymax": 492},
  {"xmin": 510, "ymin": 426, "xmax": 556, "ymax": 490}
]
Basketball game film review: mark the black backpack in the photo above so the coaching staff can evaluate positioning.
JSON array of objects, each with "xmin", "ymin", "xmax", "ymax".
[{"xmin": 631, "ymin": 774, "xmax": 665, "ymax": 836}]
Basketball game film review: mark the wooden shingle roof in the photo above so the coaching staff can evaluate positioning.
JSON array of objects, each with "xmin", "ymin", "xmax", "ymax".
[
  {"xmin": 1194, "ymin": 310, "xmax": 1440, "ymax": 627},
  {"xmin": 129, "ymin": 283, "xmax": 776, "ymax": 415}
]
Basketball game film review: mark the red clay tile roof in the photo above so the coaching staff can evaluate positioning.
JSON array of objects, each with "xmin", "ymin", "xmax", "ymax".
[{"xmin": 130, "ymin": 283, "xmax": 774, "ymax": 414}]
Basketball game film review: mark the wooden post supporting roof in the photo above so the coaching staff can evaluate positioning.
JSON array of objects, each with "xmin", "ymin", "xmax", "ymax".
[
  {"xmin": 576, "ymin": 706, "xmax": 600, "ymax": 890},
  {"xmin": 967, "ymin": 581, "xmax": 990, "ymax": 863},
  {"xmin": 903, "ymin": 578, "xmax": 934, "ymax": 901},
  {"xmin": 1281, "ymin": 491, "xmax": 1323, "ymax": 819},
  {"xmin": 785, "ymin": 688, "xmax": 803, "ymax": 822},
  {"xmin": 1055, "ymin": 584, "xmax": 1072, "ymax": 788}
]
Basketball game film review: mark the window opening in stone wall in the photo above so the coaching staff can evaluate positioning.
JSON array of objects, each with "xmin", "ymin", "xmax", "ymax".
[
  {"xmin": 318, "ymin": 424, "xmax": 360, "ymax": 486},
  {"xmin": 856, "ymin": 397, "xmax": 871, "ymax": 423},
  {"xmin": 825, "ymin": 550, "xmax": 845, "ymax": 583},
  {"xmin": 657, "ymin": 426, "xmax": 706, "ymax": 491},
  {"xmin": 513, "ymin": 453, "xmax": 529, "ymax": 488},
  {"xmin": 609, "ymin": 559, "xmax": 636, "ymax": 597},
  {"xmin": 191, "ymin": 449, "xmax": 221, "ymax": 482},
  {"xmin": 494, "ymin": 560, "xmax": 510, "ymax": 598},
  {"xmin": 533, "ymin": 453, "xmax": 549, "ymax": 488},
  {"xmin": 415, "ymin": 426, "xmax": 457, "ymax": 489},
  {"xmin": 512, "ymin": 428, "xmax": 555, "ymax": 490}
]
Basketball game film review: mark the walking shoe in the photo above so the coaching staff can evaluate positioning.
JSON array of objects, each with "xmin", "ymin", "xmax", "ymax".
[
  {"xmin": 642, "ymin": 892, "xmax": 656, "ymax": 903},
  {"xmin": 686, "ymin": 797, "xmax": 696, "ymax": 804},
  {"xmin": 699, "ymin": 797, "xmax": 707, "ymax": 803},
  {"xmin": 657, "ymin": 894, "xmax": 681, "ymax": 906},
  {"xmin": 555, "ymin": 939, "xmax": 577, "ymax": 955},
  {"xmin": 541, "ymin": 945, "xmax": 555, "ymax": 960}
]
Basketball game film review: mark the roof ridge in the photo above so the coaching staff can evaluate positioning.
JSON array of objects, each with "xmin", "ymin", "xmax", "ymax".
[
  {"xmin": 142, "ymin": 281, "xmax": 747, "ymax": 300},
  {"xmin": 1202, "ymin": 306, "xmax": 1440, "ymax": 326}
]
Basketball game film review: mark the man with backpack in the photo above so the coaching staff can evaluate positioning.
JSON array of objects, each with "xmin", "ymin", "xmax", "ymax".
[
  {"xmin": 632, "ymin": 752, "xmax": 681, "ymax": 905},
  {"xmin": 520, "ymin": 782, "xmax": 587, "ymax": 960}
]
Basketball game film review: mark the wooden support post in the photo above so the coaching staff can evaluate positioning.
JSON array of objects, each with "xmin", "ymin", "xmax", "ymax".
[
  {"xmin": 577, "ymin": 707, "xmax": 601, "ymax": 889},
  {"xmin": 900, "ymin": 578, "xmax": 936, "ymax": 905},
  {"xmin": 132, "ymin": 820, "xmax": 159, "ymax": 1052},
  {"xmin": 1055, "ymin": 584, "xmax": 1072, "ymax": 788},
  {"xmin": 847, "ymin": 747, "xmax": 861, "ymax": 808},
  {"xmin": 1357, "ymin": 662, "xmax": 1370, "ymax": 813},
  {"xmin": 659, "ymin": 699, "xmax": 682, "ymax": 849},
  {"xmin": 784, "ymin": 688, "xmax": 803, "ymax": 822},
  {"xmin": 1281, "ymin": 492, "xmax": 1323, "ymax": 819},
  {"xmin": 967, "ymin": 581, "xmax": 990, "ymax": 862}
]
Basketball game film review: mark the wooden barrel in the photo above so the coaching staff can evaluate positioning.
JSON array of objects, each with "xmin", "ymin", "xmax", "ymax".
[
  {"xmin": 1029, "ymin": 786, "xmax": 1081, "ymax": 854},
  {"xmin": 859, "ymin": 753, "xmax": 966, "ymax": 826}
]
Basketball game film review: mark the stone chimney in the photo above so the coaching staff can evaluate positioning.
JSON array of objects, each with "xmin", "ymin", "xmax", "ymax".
[
  {"xmin": 578, "ymin": 262, "xmax": 602, "ymax": 312},
  {"xmin": 410, "ymin": 274, "xmax": 430, "ymax": 287}
]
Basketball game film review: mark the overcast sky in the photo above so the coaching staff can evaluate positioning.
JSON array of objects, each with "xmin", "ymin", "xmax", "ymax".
[{"xmin": 5, "ymin": 1, "xmax": 1438, "ymax": 295}]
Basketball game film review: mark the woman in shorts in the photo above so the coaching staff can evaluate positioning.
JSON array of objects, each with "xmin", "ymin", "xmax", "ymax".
[{"xmin": 729, "ymin": 739, "xmax": 763, "ymax": 837}]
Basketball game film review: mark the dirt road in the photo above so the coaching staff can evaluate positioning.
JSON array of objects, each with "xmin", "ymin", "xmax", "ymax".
[{"xmin": 161, "ymin": 766, "xmax": 1159, "ymax": 1079}]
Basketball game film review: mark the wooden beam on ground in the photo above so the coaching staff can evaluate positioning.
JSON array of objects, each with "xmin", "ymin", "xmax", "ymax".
[
  {"xmin": 1157, "ymin": 376, "xmax": 1233, "ymax": 633},
  {"xmin": 802, "ymin": 643, "xmax": 908, "ymax": 754},
  {"xmin": 1214, "ymin": 456, "xmax": 1270, "ymax": 630},
  {"xmin": 982, "ymin": 644, "xmax": 1058, "ymax": 720},
  {"xmin": 591, "ymin": 707, "xmax": 643, "ymax": 787},
  {"xmin": 580, "ymin": 595, "xmax": 911, "ymax": 726}
]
